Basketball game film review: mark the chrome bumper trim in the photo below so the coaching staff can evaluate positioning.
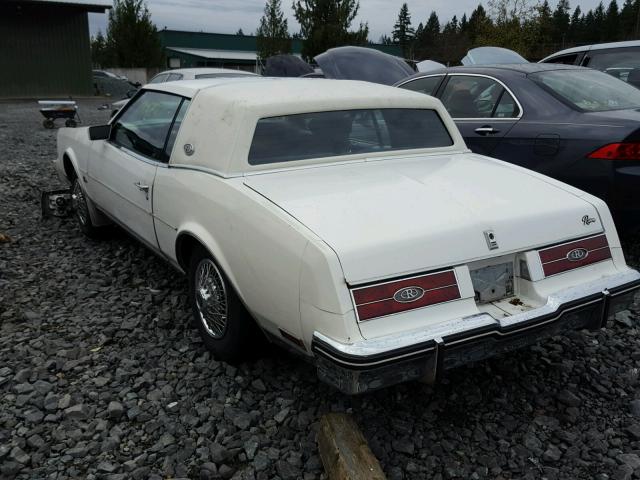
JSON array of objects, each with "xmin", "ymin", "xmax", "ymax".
[{"xmin": 312, "ymin": 269, "xmax": 640, "ymax": 393}]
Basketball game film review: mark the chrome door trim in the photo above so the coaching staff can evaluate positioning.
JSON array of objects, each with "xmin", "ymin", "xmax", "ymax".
[{"xmin": 440, "ymin": 72, "xmax": 524, "ymax": 121}]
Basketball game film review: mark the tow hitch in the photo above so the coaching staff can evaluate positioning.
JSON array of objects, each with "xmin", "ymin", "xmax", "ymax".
[{"xmin": 41, "ymin": 189, "xmax": 72, "ymax": 218}]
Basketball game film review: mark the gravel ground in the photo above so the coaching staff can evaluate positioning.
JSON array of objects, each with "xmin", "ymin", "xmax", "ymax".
[{"xmin": 1, "ymin": 98, "xmax": 640, "ymax": 480}]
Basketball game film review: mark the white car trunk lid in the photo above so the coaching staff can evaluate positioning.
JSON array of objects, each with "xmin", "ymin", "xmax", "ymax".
[{"xmin": 244, "ymin": 153, "xmax": 603, "ymax": 284}]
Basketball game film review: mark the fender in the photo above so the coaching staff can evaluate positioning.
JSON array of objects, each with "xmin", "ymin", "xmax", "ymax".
[
  {"xmin": 174, "ymin": 223, "xmax": 247, "ymax": 305},
  {"xmin": 62, "ymin": 146, "xmax": 111, "ymax": 227}
]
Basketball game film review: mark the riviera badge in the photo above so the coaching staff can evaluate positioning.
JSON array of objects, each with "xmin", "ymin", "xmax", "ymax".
[
  {"xmin": 393, "ymin": 286, "xmax": 425, "ymax": 303},
  {"xmin": 566, "ymin": 248, "xmax": 588, "ymax": 262}
]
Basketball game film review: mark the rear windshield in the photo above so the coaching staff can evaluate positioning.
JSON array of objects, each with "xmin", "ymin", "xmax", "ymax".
[
  {"xmin": 530, "ymin": 69, "xmax": 640, "ymax": 111},
  {"xmin": 248, "ymin": 108, "xmax": 453, "ymax": 165}
]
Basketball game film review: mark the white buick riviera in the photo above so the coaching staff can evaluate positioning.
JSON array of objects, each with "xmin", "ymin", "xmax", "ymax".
[{"xmin": 56, "ymin": 78, "xmax": 640, "ymax": 394}]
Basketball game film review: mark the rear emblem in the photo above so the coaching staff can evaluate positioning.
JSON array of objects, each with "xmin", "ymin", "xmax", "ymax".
[
  {"xmin": 582, "ymin": 215, "xmax": 596, "ymax": 226},
  {"xmin": 566, "ymin": 248, "xmax": 588, "ymax": 262},
  {"xmin": 393, "ymin": 286, "xmax": 425, "ymax": 303}
]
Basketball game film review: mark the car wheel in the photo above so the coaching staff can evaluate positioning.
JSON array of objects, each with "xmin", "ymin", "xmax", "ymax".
[
  {"xmin": 188, "ymin": 247, "xmax": 261, "ymax": 361},
  {"xmin": 43, "ymin": 119, "xmax": 54, "ymax": 129},
  {"xmin": 70, "ymin": 177, "xmax": 100, "ymax": 237}
]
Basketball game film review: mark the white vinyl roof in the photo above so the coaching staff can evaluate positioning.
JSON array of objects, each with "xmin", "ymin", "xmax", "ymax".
[{"xmin": 167, "ymin": 47, "xmax": 258, "ymax": 61}]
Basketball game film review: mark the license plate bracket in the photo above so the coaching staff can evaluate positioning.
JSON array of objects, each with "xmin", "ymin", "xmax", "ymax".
[{"xmin": 470, "ymin": 262, "xmax": 514, "ymax": 304}]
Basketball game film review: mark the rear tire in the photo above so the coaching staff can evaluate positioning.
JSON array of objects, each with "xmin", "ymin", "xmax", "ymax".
[
  {"xmin": 43, "ymin": 119, "xmax": 54, "ymax": 129},
  {"xmin": 188, "ymin": 246, "xmax": 261, "ymax": 362},
  {"xmin": 70, "ymin": 177, "xmax": 100, "ymax": 238}
]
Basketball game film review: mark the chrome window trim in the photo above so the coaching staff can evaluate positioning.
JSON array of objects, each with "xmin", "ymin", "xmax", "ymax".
[
  {"xmin": 441, "ymin": 73, "xmax": 524, "ymax": 121},
  {"xmin": 396, "ymin": 73, "xmax": 446, "ymax": 93}
]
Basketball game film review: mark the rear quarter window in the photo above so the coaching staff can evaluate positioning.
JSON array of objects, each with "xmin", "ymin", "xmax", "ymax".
[{"xmin": 248, "ymin": 108, "xmax": 453, "ymax": 165}]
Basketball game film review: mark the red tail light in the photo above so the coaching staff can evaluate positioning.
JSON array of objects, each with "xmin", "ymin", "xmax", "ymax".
[
  {"xmin": 538, "ymin": 234, "xmax": 611, "ymax": 277},
  {"xmin": 351, "ymin": 270, "xmax": 460, "ymax": 322},
  {"xmin": 587, "ymin": 143, "xmax": 640, "ymax": 160}
]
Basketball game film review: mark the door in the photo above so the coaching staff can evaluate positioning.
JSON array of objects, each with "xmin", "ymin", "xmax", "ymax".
[
  {"xmin": 88, "ymin": 90, "xmax": 184, "ymax": 247},
  {"xmin": 438, "ymin": 74, "xmax": 521, "ymax": 155}
]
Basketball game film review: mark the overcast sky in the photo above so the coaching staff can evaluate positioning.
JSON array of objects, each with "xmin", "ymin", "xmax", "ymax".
[{"xmin": 88, "ymin": 0, "xmax": 609, "ymax": 43}]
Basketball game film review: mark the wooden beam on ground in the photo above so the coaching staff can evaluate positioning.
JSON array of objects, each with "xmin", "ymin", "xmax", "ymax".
[{"xmin": 318, "ymin": 413, "xmax": 387, "ymax": 480}]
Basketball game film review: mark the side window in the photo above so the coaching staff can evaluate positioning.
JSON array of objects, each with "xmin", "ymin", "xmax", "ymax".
[
  {"xmin": 544, "ymin": 53, "xmax": 580, "ymax": 65},
  {"xmin": 149, "ymin": 73, "xmax": 169, "ymax": 84},
  {"xmin": 111, "ymin": 91, "xmax": 183, "ymax": 162},
  {"xmin": 399, "ymin": 76, "xmax": 444, "ymax": 96},
  {"xmin": 166, "ymin": 73, "xmax": 183, "ymax": 81},
  {"xmin": 164, "ymin": 99, "xmax": 191, "ymax": 158},
  {"xmin": 583, "ymin": 48, "xmax": 640, "ymax": 85},
  {"xmin": 440, "ymin": 75, "xmax": 515, "ymax": 119},
  {"xmin": 493, "ymin": 90, "xmax": 520, "ymax": 118}
]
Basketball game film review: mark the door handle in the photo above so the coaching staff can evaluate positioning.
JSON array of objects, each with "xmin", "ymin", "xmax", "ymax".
[
  {"xmin": 474, "ymin": 126, "xmax": 500, "ymax": 135},
  {"xmin": 134, "ymin": 181, "xmax": 149, "ymax": 192}
]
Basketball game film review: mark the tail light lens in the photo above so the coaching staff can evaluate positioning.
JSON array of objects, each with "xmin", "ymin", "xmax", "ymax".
[
  {"xmin": 588, "ymin": 143, "xmax": 640, "ymax": 160},
  {"xmin": 538, "ymin": 234, "xmax": 611, "ymax": 277},
  {"xmin": 351, "ymin": 269, "xmax": 461, "ymax": 322}
]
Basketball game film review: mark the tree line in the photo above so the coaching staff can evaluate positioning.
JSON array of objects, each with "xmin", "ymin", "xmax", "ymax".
[
  {"xmin": 91, "ymin": 0, "xmax": 640, "ymax": 69},
  {"xmin": 390, "ymin": 0, "xmax": 640, "ymax": 64}
]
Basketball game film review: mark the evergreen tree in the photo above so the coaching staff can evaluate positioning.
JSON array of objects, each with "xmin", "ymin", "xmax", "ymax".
[
  {"xmin": 620, "ymin": 0, "xmax": 637, "ymax": 37},
  {"xmin": 392, "ymin": 3, "xmax": 415, "ymax": 57},
  {"xmin": 593, "ymin": 2, "xmax": 606, "ymax": 41},
  {"xmin": 467, "ymin": 4, "xmax": 492, "ymax": 45},
  {"xmin": 552, "ymin": 0, "xmax": 571, "ymax": 45},
  {"xmin": 292, "ymin": 0, "xmax": 368, "ymax": 60},
  {"xmin": 569, "ymin": 5, "xmax": 583, "ymax": 42},
  {"xmin": 256, "ymin": 0, "xmax": 291, "ymax": 61},
  {"xmin": 104, "ymin": 0, "xmax": 163, "ymax": 68},
  {"xmin": 605, "ymin": 0, "xmax": 621, "ymax": 41},
  {"xmin": 537, "ymin": 0, "xmax": 554, "ymax": 49},
  {"xmin": 90, "ymin": 31, "xmax": 108, "ymax": 67},
  {"xmin": 459, "ymin": 13, "xmax": 469, "ymax": 33}
]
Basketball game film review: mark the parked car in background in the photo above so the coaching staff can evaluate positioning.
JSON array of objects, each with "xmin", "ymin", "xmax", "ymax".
[
  {"xmin": 395, "ymin": 64, "xmax": 640, "ymax": 231},
  {"xmin": 540, "ymin": 41, "xmax": 640, "ymax": 88},
  {"xmin": 93, "ymin": 70, "xmax": 137, "ymax": 99},
  {"xmin": 315, "ymin": 46, "xmax": 415, "ymax": 85},
  {"xmin": 461, "ymin": 46, "xmax": 528, "ymax": 65},
  {"xmin": 56, "ymin": 77, "xmax": 640, "ymax": 394},
  {"xmin": 92, "ymin": 69, "xmax": 128, "ymax": 81},
  {"xmin": 110, "ymin": 67, "xmax": 258, "ymax": 115},
  {"xmin": 148, "ymin": 67, "xmax": 257, "ymax": 84}
]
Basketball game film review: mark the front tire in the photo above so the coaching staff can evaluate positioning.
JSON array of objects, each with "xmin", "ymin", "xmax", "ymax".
[
  {"xmin": 70, "ymin": 177, "xmax": 100, "ymax": 238},
  {"xmin": 188, "ymin": 247, "xmax": 261, "ymax": 361}
]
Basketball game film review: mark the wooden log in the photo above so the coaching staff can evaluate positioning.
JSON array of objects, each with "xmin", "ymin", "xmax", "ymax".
[{"xmin": 317, "ymin": 413, "xmax": 386, "ymax": 480}]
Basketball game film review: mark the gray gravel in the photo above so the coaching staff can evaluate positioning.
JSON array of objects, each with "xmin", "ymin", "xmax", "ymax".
[{"xmin": 1, "ymin": 98, "xmax": 640, "ymax": 480}]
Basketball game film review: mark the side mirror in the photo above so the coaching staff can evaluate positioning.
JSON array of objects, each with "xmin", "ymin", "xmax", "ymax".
[{"xmin": 88, "ymin": 124, "xmax": 110, "ymax": 141}]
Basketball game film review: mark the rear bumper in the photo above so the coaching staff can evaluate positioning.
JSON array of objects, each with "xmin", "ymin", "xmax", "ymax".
[{"xmin": 312, "ymin": 270, "xmax": 640, "ymax": 394}]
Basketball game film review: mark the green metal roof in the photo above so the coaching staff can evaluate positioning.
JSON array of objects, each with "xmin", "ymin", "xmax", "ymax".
[{"xmin": 158, "ymin": 30, "xmax": 402, "ymax": 58}]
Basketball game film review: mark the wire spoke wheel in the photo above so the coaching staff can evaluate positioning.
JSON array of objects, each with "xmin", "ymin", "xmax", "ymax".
[
  {"xmin": 194, "ymin": 258, "xmax": 228, "ymax": 339},
  {"xmin": 71, "ymin": 180, "xmax": 89, "ymax": 226}
]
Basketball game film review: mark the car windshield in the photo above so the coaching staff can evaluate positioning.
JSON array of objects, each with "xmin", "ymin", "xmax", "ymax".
[
  {"xmin": 248, "ymin": 108, "xmax": 453, "ymax": 165},
  {"xmin": 530, "ymin": 69, "xmax": 640, "ymax": 111}
]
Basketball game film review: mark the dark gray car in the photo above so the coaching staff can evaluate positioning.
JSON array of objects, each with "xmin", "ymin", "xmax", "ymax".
[{"xmin": 395, "ymin": 64, "xmax": 640, "ymax": 231}]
